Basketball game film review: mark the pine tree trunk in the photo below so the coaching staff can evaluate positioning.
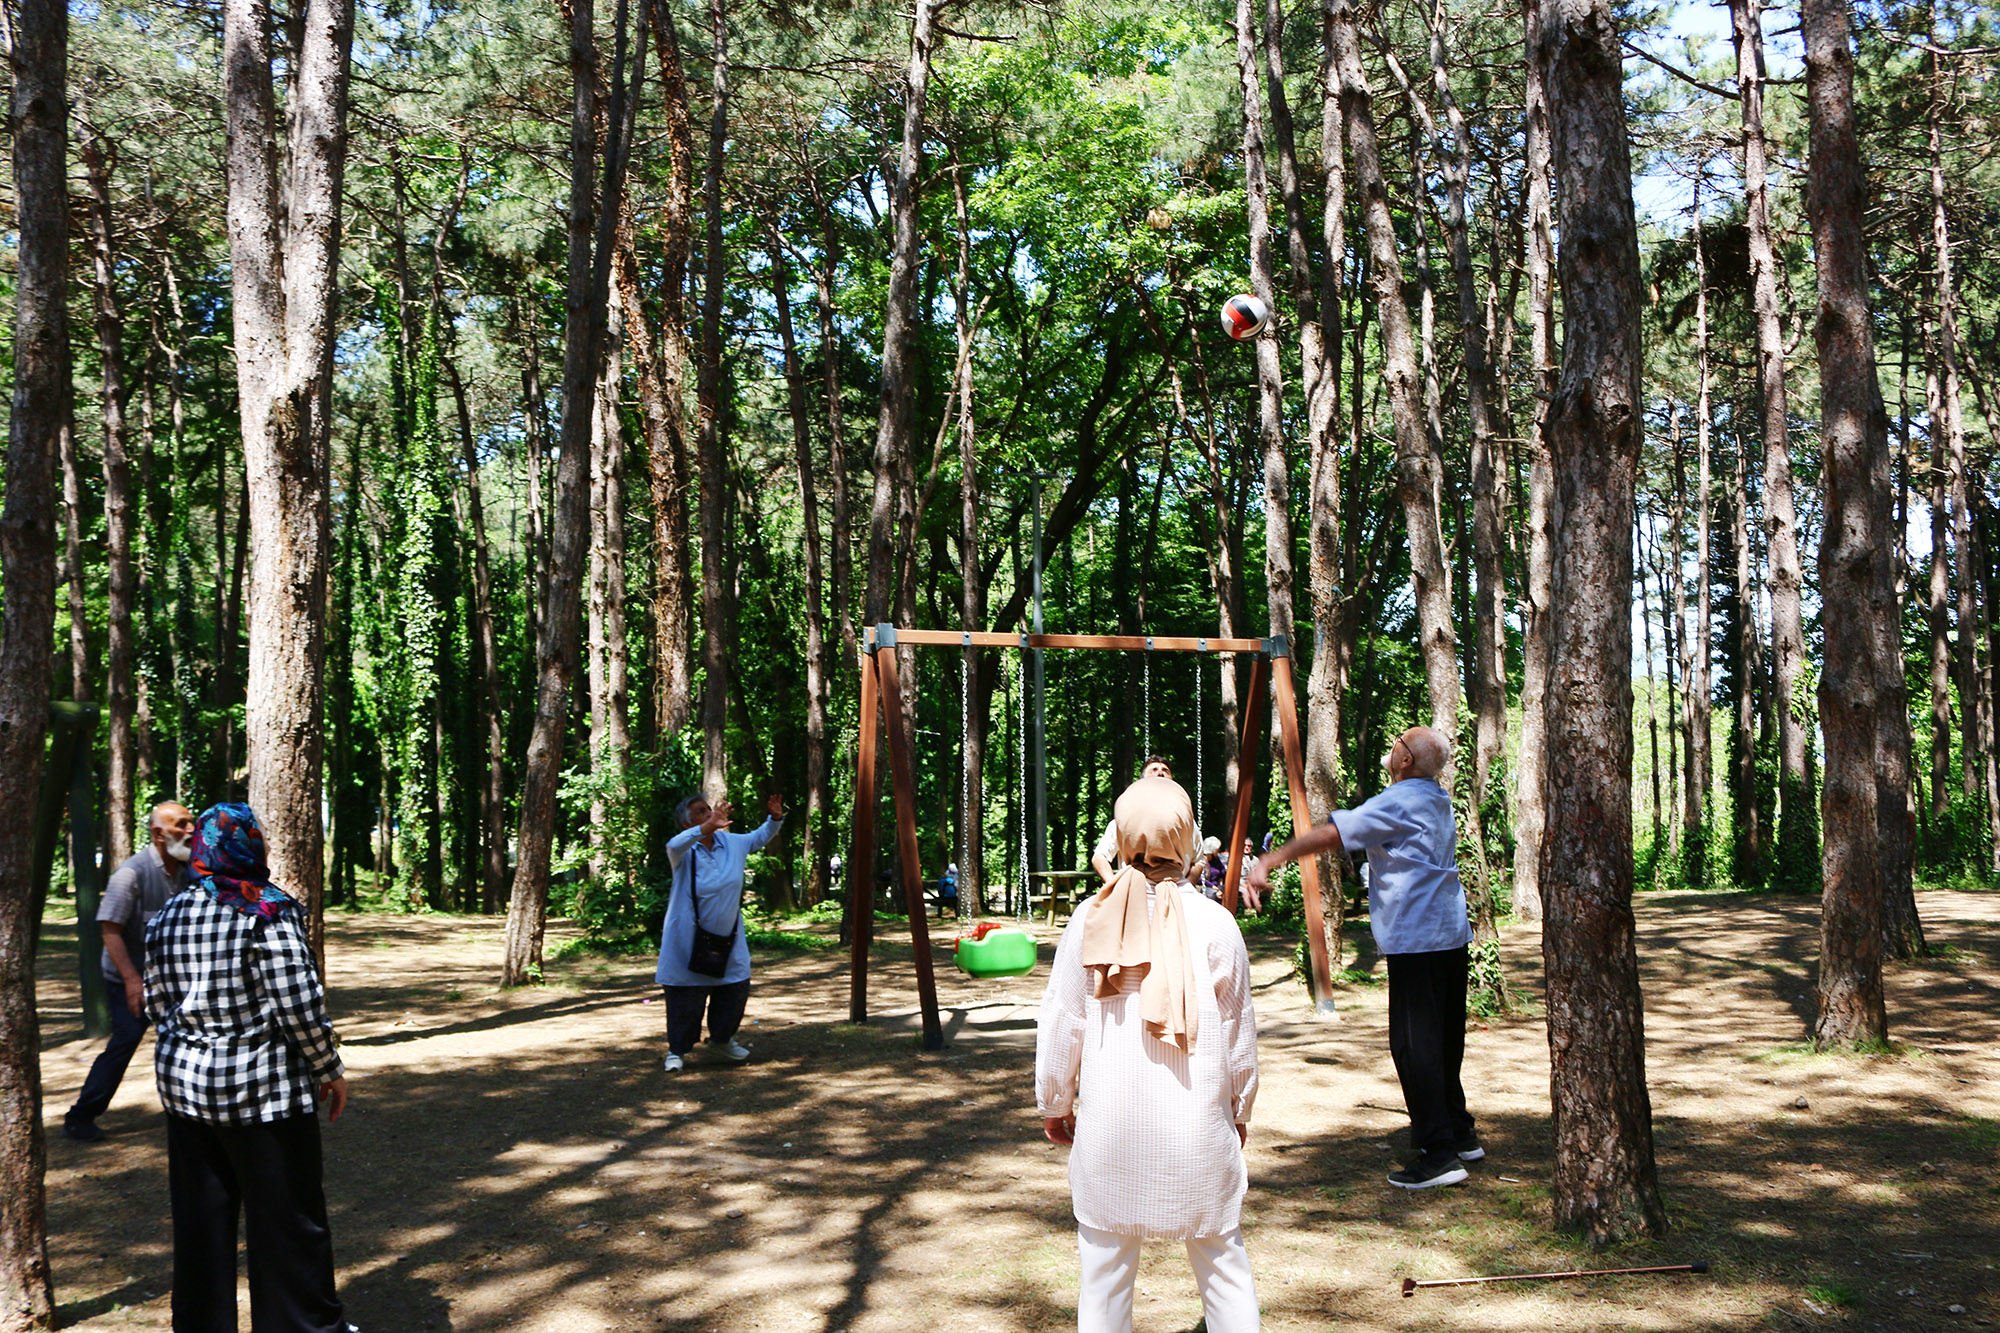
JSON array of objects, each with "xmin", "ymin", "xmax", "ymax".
[
  {"xmin": 221, "ymin": 0, "xmax": 354, "ymax": 958},
  {"xmin": 1685, "ymin": 198, "xmax": 1715, "ymax": 867},
  {"xmin": 83, "ymin": 135, "xmax": 138, "ymax": 867},
  {"xmin": 694, "ymin": 0, "xmax": 731, "ymax": 796},
  {"xmin": 1533, "ymin": 0, "xmax": 1666, "ymax": 1245},
  {"xmin": 635, "ymin": 0, "xmax": 695, "ymax": 738},
  {"xmin": 769, "ymin": 224, "xmax": 834, "ymax": 907},
  {"xmin": 59, "ymin": 418, "xmax": 93, "ymax": 704},
  {"xmin": 1237, "ymin": 0, "xmax": 1294, "ymax": 652},
  {"xmin": 1512, "ymin": 0, "xmax": 1557, "ymax": 925},
  {"xmin": 588, "ymin": 299, "xmax": 632, "ymax": 875},
  {"xmin": 503, "ymin": 0, "xmax": 632, "ymax": 986},
  {"xmin": 1804, "ymin": 0, "xmax": 1891, "ymax": 1044},
  {"xmin": 0, "ymin": 0, "xmax": 67, "ymax": 1319},
  {"xmin": 1427, "ymin": 0, "xmax": 1507, "ymax": 807},
  {"xmin": 518, "ymin": 296, "xmax": 547, "ymax": 654},
  {"xmin": 1734, "ymin": 0, "xmax": 1813, "ymax": 886},
  {"xmin": 1328, "ymin": 0, "xmax": 1458, "ymax": 737},
  {"xmin": 1306, "ymin": 0, "xmax": 1349, "ymax": 944},
  {"xmin": 811, "ymin": 186, "xmax": 857, "ymax": 680}
]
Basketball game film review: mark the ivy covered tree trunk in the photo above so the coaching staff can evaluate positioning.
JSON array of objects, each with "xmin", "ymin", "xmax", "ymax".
[
  {"xmin": 0, "ymin": 0, "xmax": 67, "ymax": 1321},
  {"xmin": 1533, "ymin": 0, "xmax": 1667, "ymax": 1245},
  {"xmin": 1805, "ymin": 0, "xmax": 1891, "ymax": 1047},
  {"xmin": 222, "ymin": 0, "xmax": 354, "ymax": 956},
  {"xmin": 694, "ymin": 0, "xmax": 732, "ymax": 796}
]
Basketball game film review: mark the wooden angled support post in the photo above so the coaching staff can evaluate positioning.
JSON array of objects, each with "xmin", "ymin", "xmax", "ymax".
[
  {"xmin": 1270, "ymin": 637, "xmax": 1338, "ymax": 1013},
  {"xmin": 848, "ymin": 637, "xmax": 881, "ymax": 1023},
  {"xmin": 872, "ymin": 628, "xmax": 946, "ymax": 1051},
  {"xmin": 1222, "ymin": 655, "xmax": 1268, "ymax": 915}
]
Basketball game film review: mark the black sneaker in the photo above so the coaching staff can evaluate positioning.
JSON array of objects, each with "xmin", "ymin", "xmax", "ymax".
[
  {"xmin": 62, "ymin": 1121, "xmax": 105, "ymax": 1143},
  {"xmin": 1389, "ymin": 1152, "xmax": 1469, "ymax": 1190},
  {"xmin": 1453, "ymin": 1133, "xmax": 1485, "ymax": 1162}
]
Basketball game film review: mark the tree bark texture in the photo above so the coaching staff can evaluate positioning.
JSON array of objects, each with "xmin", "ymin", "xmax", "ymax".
[
  {"xmin": 1512, "ymin": 0, "xmax": 1558, "ymax": 925},
  {"xmin": 221, "ymin": 0, "xmax": 354, "ymax": 958},
  {"xmin": 1733, "ymin": 0, "xmax": 1813, "ymax": 885},
  {"xmin": 770, "ymin": 225, "xmax": 834, "ymax": 907},
  {"xmin": 0, "ymin": 0, "xmax": 67, "ymax": 1320},
  {"xmin": 1532, "ymin": 0, "xmax": 1667, "ymax": 1245},
  {"xmin": 445, "ymin": 364, "xmax": 508, "ymax": 913},
  {"xmin": 867, "ymin": 0, "xmax": 937, "ymax": 635},
  {"xmin": 1236, "ymin": 0, "xmax": 1293, "ymax": 647},
  {"xmin": 588, "ymin": 299, "xmax": 633, "ymax": 858},
  {"xmin": 1685, "ymin": 187, "xmax": 1715, "ymax": 862},
  {"xmin": 948, "ymin": 152, "xmax": 986, "ymax": 915},
  {"xmin": 694, "ymin": 0, "xmax": 732, "ymax": 796},
  {"xmin": 1804, "ymin": 0, "xmax": 1891, "ymax": 1045},
  {"xmin": 503, "ymin": 0, "xmax": 631, "ymax": 986},
  {"xmin": 84, "ymin": 135, "xmax": 139, "ymax": 867},
  {"xmin": 1328, "ymin": 0, "xmax": 1458, "ymax": 738}
]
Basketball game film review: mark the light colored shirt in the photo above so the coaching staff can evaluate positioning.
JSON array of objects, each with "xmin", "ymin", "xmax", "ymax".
[
  {"xmin": 1036, "ymin": 882, "xmax": 1259, "ymax": 1240},
  {"xmin": 98, "ymin": 845, "xmax": 186, "ymax": 981},
  {"xmin": 1094, "ymin": 818, "xmax": 1205, "ymax": 870},
  {"xmin": 1329, "ymin": 777, "xmax": 1472, "ymax": 955},
  {"xmin": 655, "ymin": 816, "xmax": 783, "ymax": 987}
]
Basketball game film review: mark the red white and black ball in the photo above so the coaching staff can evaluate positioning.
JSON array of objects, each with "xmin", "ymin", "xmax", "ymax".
[{"xmin": 1220, "ymin": 293, "xmax": 1271, "ymax": 341}]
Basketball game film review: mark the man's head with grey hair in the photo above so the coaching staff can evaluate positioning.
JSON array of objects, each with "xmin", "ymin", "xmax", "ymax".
[{"xmin": 1384, "ymin": 726, "xmax": 1450, "ymax": 784}]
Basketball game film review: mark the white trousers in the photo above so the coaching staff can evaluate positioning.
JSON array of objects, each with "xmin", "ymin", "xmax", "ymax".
[{"xmin": 1075, "ymin": 1223, "xmax": 1260, "ymax": 1333}]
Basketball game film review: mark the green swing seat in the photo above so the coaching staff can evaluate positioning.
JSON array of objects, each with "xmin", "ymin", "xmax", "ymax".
[{"xmin": 953, "ymin": 927, "xmax": 1039, "ymax": 978}]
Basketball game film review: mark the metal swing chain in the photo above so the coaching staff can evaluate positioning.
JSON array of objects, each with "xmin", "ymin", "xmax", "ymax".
[
  {"xmin": 1017, "ymin": 650, "xmax": 1029, "ymax": 920},
  {"xmin": 1143, "ymin": 651, "xmax": 1152, "ymax": 759},
  {"xmin": 960, "ymin": 648, "xmax": 973, "ymax": 924},
  {"xmin": 1194, "ymin": 654, "xmax": 1204, "ymax": 827}
]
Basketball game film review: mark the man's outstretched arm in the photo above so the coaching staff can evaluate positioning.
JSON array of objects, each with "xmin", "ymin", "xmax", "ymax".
[{"xmin": 1242, "ymin": 822, "xmax": 1346, "ymax": 911}]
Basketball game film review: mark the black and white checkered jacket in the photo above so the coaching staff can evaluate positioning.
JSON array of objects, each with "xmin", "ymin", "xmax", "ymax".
[{"xmin": 144, "ymin": 888, "xmax": 345, "ymax": 1124}]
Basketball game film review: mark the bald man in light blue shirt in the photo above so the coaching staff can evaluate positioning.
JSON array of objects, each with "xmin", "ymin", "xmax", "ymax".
[{"xmin": 1246, "ymin": 726, "xmax": 1480, "ymax": 1191}]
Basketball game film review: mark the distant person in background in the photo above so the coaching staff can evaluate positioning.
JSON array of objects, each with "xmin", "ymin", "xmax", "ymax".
[
  {"xmin": 63, "ymin": 801, "xmax": 195, "ymax": 1143},
  {"xmin": 145, "ymin": 803, "xmax": 354, "ymax": 1332},
  {"xmin": 1198, "ymin": 836, "xmax": 1226, "ymax": 901},
  {"xmin": 942, "ymin": 861, "xmax": 960, "ymax": 916},
  {"xmin": 658, "ymin": 792, "xmax": 786, "ymax": 1073},
  {"xmin": 1091, "ymin": 757, "xmax": 1206, "ymax": 885}
]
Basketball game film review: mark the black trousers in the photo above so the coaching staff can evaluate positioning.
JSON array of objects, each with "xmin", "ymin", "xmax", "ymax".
[
  {"xmin": 67, "ymin": 990, "xmax": 147, "ymax": 1128},
  {"xmin": 166, "ymin": 1111, "xmax": 346, "ymax": 1333},
  {"xmin": 664, "ymin": 979, "xmax": 751, "ymax": 1055},
  {"xmin": 1385, "ymin": 946, "xmax": 1475, "ymax": 1156}
]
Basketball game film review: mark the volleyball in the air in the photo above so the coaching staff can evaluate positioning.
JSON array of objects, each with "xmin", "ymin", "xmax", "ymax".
[{"xmin": 1221, "ymin": 293, "xmax": 1271, "ymax": 340}]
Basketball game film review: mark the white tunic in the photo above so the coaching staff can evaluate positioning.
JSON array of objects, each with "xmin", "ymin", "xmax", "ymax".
[{"xmin": 1035, "ymin": 882, "xmax": 1259, "ymax": 1239}]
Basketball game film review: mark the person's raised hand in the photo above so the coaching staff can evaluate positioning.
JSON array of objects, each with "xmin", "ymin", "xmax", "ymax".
[
  {"xmin": 766, "ymin": 792, "xmax": 786, "ymax": 820},
  {"xmin": 1043, "ymin": 1114, "xmax": 1076, "ymax": 1146},
  {"xmin": 320, "ymin": 1076, "xmax": 349, "ymax": 1124},
  {"xmin": 124, "ymin": 975, "xmax": 144, "ymax": 1019},
  {"xmin": 704, "ymin": 799, "xmax": 735, "ymax": 834}
]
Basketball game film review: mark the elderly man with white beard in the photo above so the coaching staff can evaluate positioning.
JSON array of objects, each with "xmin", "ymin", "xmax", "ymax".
[{"xmin": 63, "ymin": 800, "xmax": 196, "ymax": 1142}]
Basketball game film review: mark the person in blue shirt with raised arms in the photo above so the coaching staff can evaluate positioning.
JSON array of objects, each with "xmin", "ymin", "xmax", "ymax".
[
  {"xmin": 1243, "ymin": 725, "xmax": 1481, "ymax": 1190},
  {"xmin": 657, "ymin": 791, "xmax": 786, "ymax": 1073}
]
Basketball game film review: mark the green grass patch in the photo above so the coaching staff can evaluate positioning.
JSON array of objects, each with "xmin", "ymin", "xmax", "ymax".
[
  {"xmin": 746, "ymin": 926, "xmax": 839, "ymax": 953},
  {"xmin": 1804, "ymin": 1281, "xmax": 1859, "ymax": 1308},
  {"xmin": 547, "ymin": 932, "xmax": 652, "ymax": 963},
  {"xmin": 1958, "ymin": 1116, "xmax": 2000, "ymax": 1151},
  {"xmin": 1751, "ymin": 1038, "xmax": 1913, "ymax": 1063}
]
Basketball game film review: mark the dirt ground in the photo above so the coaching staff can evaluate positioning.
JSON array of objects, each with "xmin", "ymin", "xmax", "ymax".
[{"xmin": 31, "ymin": 885, "xmax": 2000, "ymax": 1332}]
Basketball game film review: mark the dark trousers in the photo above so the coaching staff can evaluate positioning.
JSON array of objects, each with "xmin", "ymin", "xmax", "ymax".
[
  {"xmin": 166, "ymin": 1111, "xmax": 346, "ymax": 1333},
  {"xmin": 1385, "ymin": 946, "xmax": 1475, "ymax": 1156},
  {"xmin": 664, "ymin": 979, "xmax": 751, "ymax": 1055},
  {"xmin": 67, "ymin": 990, "xmax": 148, "ymax": 1128}
]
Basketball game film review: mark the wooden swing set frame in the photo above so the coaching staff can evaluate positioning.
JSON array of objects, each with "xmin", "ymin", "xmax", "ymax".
[{"xmin": 846, "ymin": 623, "xmax": 1339, "ymax": 1051}]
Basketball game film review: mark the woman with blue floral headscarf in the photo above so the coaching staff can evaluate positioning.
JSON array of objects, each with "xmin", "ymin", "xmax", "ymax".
[{"xmin": 145, "ymin": 803, "xmax": 357, "ymax": 1332}]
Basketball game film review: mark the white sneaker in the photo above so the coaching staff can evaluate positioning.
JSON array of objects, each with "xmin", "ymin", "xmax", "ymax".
[
  {"xmin": 662, "ymin": 1052, "xmax": 685, "ymax": 1073},
  {"xmin": 709, "ymin": 1038, "xmax": 751, "ymax": 1063}
]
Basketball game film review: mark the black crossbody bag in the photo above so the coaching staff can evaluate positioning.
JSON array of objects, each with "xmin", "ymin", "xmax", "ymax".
[{"xmin": 683, "ymin": 841, "xmax": 738, "ymax": 978}]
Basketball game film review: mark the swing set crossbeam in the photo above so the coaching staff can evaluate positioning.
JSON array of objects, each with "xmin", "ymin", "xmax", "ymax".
[
  {"xmin": 880, "ymin": 628, "xmax": 1273, "ymax": 655},
  {"xmin": 847, "ymin": 623, "xmax": 1341, "ymax": 1051}
]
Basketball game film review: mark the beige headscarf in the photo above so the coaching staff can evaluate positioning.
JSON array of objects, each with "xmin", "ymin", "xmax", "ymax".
[{"xmin": 1079, "ymin": 776, "xmax": 1200, "ymax": 1051}]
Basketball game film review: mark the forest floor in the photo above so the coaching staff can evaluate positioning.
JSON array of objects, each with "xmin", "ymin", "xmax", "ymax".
[{"xmin": 31, "ymin": 884, "xmax": 2000, "ymax": 1332}]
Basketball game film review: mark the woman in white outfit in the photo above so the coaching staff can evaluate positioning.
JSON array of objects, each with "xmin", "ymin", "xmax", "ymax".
[{"xmin": 1036, "ymin": 776, "xmax": 1261, "ymax": 1332}]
